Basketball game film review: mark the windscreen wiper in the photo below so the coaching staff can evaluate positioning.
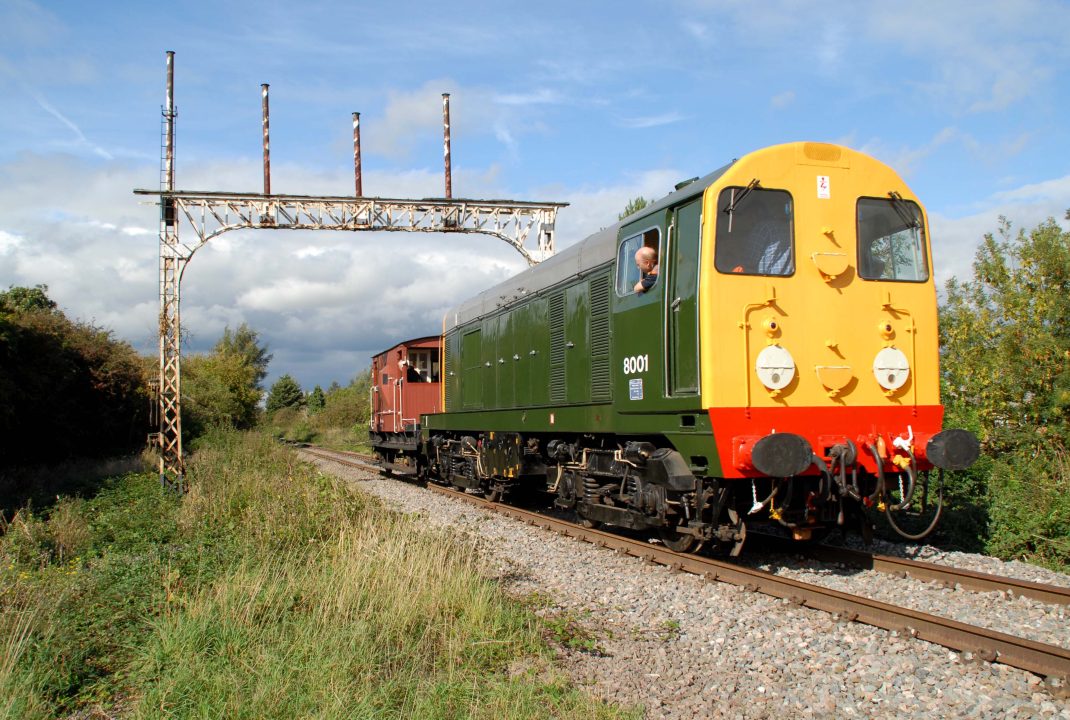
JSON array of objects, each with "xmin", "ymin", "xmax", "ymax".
[
  {"xmin": 887, "ymin": 191, "xmax": 921, "ymax": 230},
  {"xmin": 722, "ymin": 178, "xmax": 760, "ymax": 232}
]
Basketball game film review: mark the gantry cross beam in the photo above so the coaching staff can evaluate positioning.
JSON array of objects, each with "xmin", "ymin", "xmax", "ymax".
[
  {"xmin": 134, "ymin": 188, "xmax": 566, "ymax": 487},
  {"xmin": 134, "ymin": 191, "xmax": 567, "ymax": 266}
]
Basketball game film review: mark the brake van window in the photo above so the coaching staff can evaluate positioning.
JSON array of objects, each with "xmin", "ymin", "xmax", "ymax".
[
  {"xmin": 714, "ymin": 187, "xmax": 794, "ymax": 276},
  {"xmin": 616, "ymin": 227, "xmax": 661, "ymax": 296},
  {"xmin": 857, "ymin": 197, "xmax": 929, "ymax": 282}
]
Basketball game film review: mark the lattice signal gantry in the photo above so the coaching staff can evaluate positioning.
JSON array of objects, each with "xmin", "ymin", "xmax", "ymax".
[
  {"xmin": 136, "ymin": 191, "xmax": 568, "ymax": 266},
  {"xmin": 135, "ymin": 187, "xmax": 567, "ymax": 489}
]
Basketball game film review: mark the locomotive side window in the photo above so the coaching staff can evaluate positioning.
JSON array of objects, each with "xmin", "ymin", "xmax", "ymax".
[
  {"xmin": 714, "ymin": 187, "xmax": 794, "ymax": 276},
  {"xmin": 616, "ymin": 227, "xmax": 661, "ymax": 296},
  {"xmin": 857, "ymin": 197, "xmax": 929, "ymax": 282}
]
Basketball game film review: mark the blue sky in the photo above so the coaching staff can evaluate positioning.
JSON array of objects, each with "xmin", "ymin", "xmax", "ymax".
[{"xmin": 1, "ymin": 0, "xmax": 1069, "ymax": 391}]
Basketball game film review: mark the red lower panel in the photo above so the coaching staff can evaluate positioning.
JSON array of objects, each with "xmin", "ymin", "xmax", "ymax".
[{"xmin": 707, "ymin": 405, "xmax": 944, "ymax": 478}]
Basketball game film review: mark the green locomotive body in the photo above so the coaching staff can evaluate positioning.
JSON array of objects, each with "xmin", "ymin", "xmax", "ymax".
[
  {"xmin": 423, "ymin": 165, "xmax": 737, "ymax": 551},
  {"xmin": 417, "ymin": 142, "xmax": 979, "ymax": 552}
]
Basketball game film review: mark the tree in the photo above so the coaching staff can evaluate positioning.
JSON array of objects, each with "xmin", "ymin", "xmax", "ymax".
[
  {"xmin": 316, "ymin": 369, "xmax": 373, "ymax": 429},
  {"xmin": 0, "ymin": 284, "xmax": 57, "ymax": 314},
  {"xmin": 941, "ymin": 215, "xmax": 1070, "ymax": 453},
  {"xmin": 214, "ymin": 323, "xmax": 272, "ymax": 389},
  {"xmin": 307, "ymin": 385, "xmax": 326, "ymax": 414},
  {"xmin": 940, "ymin": 213, "xmax": 1070, "ymax": 568},
  {"xmin": 183, "ymin": 351, "xmax": 261, "ymax": 433},
  {"xmin": 266, "ymin": 374, "xmax": 304, "ymax": 413},
  {"xmin": 619, "ymin": 196, "xmax": 651, "ymax": 221},
  {"xmin": 0, "ymin": 286, "xmax": 149, "ymax": 469}
]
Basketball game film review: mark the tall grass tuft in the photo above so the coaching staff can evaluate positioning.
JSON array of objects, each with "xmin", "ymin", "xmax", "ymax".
[
  {"xmin": 0, "ymin": 602, "xmax": 47, "ymax": 719},
  {"xmin": 1, "ymin": 430, "xmax": 633, "ymax": 719}
]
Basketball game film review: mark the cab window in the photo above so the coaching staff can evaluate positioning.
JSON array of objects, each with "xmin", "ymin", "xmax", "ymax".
[
  {"xmin": 714, "ymin": 187, "xmax": 794, "ymax": 276},
  {"xmin": 857, "ymin": 197, "xmax": 928, "ymax": 282},
  {"xmin": 615, "ymin": 227, "xmax": 661, "ymax": 296}
]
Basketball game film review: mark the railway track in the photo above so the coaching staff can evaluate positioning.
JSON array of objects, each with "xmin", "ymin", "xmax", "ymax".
[
  {"xmin": 753, "ymin": 535, "xmax": 1070, "ymax": 607},
  {"xmin": 296, "ymin": 445, "xmax": 380, "ymax": 471},
  {"xmin": 298, "ymin": 444, "xmax": 1070, "ymax": 684}
]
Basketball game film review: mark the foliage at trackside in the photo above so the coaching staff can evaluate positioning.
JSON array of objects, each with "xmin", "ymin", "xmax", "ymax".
[
  {"xmin": 265, "ymin": 374, "xmax": 304, "ymax": 413},
  {"xmin": 270, "ymin": 370, "xmax": 373, "ymax": 451},
  {"xmin": 0, "ymin": 285, "xmax": 148, "ymax": 470},
  {"xmin": 214, "ymin": 323, "xmax": 272, "ymax": 390},
  {"xmin": 181, "ymin": 324, "xmax": 271, "ymax": 438},
  {"xmin": 939, "ymin": 214, "xmax": 1070, "ymax": 569},
  {"xmin": 618, "ymin": 196, "xmax": 650, "ymax": 221},
  {"xmin": 0, "ymin": 432, "xmax": 633, "ymax": 719},
  {"xmin": 306, "ymin": 384, "xmax": 326, "ymax": 413}
]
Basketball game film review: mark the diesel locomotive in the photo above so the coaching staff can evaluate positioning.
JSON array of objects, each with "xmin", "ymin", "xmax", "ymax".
[{"xmin": 370, "ymin": 141, "xmax": 979, "ymax": 554}]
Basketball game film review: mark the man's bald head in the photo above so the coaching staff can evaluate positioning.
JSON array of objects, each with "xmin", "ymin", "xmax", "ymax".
[{"xmin": 635, "ymin": 246, "xmax": 657, "ymax": 271}]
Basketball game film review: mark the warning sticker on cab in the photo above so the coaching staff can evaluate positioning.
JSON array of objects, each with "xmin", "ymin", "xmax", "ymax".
[
  {"xmin": 817, "ymin": 175, "xmax": 830, "ymax": 199},
  {"xmin": 628, "ymin": 378, "xmax": 644, "ymax": 401}
]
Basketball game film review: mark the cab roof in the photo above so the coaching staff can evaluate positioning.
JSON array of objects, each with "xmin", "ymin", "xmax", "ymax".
[{"xmin": 444, "ymin": 160, "xmax": 734, "ymax": 329}]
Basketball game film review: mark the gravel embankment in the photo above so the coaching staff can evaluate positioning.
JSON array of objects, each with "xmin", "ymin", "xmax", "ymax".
[{"xmin": 303, "ymin": 453, "xmax": 1070, "ymax": 720}]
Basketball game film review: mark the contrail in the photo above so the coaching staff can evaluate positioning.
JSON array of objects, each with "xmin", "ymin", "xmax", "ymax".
[{"xmin": 29, "ymin": 90, "xmax": 114, "ymax": 160}]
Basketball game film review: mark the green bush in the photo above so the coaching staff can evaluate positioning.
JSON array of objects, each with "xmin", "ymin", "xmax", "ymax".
[
  {"xmin": 0, "ymin": 287, "xmax": 149, "ymax": 468},
  {"xmin": 939, "ymin": 214, "xmax": 1070, "ymax": 569},
  {"xmin": 986, "ymin": 445, "xmax": 1070, "ymax": 570}
]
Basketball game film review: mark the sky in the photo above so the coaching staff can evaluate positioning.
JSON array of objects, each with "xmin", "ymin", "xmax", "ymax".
[{"xmin": 1, "ymin": 0, "xmax": 1069, "ymax": 392}]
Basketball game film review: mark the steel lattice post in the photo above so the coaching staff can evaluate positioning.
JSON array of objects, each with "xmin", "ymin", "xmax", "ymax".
[{"xmin": 158, "ymin": 227, "xmax": 186, "ymax": 490}]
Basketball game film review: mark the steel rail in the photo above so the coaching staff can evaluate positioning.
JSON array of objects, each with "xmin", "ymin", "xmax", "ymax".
[
  {"xmin": 299, "ymin": 446, "xmax": 1070, "ymax": 680},
  {"xmin": 421, "ymin": 484, "xmax": 1070, "ymax": 681},
  {"xmin": 297, "ymin": 446, "xmax": 380, "ymax": 473},
  {"xmin": 784, "ymin": 540, "xmax": 1070, "ymax": 607}
]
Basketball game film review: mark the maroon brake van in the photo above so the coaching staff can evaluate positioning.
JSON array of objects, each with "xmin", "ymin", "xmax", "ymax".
[{"xmin": 368, "ymin": 335, "xmax": 441, "ymax": 475}]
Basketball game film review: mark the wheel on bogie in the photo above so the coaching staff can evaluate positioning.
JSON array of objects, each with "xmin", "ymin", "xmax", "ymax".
[
  {"xmin": 715, "ymin": 507, "xmax": 747, "ymax": 557},
  {"xmin": 659, "ymin": 526, "xmax": 700, "ymax": 553}
]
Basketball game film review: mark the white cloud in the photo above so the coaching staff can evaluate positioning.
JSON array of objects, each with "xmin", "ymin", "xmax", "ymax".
[
  {"xmin": 538, "ymin": 168, "xmax": 685, "ymax": 249},
  {"xmin": 364, "ymin": 80, "xmax": 553, "ymax": 164},
  {"xmin": 373, "ymin": 81, "xmax": 454, "ymax": 159},
  {"xmin": 0, "ymin": 0, "xmax": 64, "ymax": 48},
  {"xmin": 617, "ymin": 113, "xmax": 685, "ymax": 130},
  {"xmin": 681, "ymin": 20, "xmax": 709, "ymax": 42},
  {"xmin": 770, "ymin": 91, "xmax": 796, "ymax": 109},
  {"xmin": 864, "ymin": 0, "xmax": 1068, "ymax": 114},
  {"xmin": 0, "ymin": 229, "xmax": 24, "ymax": 255},
  {"xmin": 990, "ymin": 176, "xmax": 1070, "ymax": 206},
  {"xmin": 860, "ymin": 127, "xmax": 959, "ymax": 178},
  {"xmin": 293, "ymin": 245, "xmax": 329, "ymax": 259},
  {"xmin": 687, "ymin": 0, "xmax": 1069, "ymax": 115},
  {"xmin": 494, "ymin": 89, "xmax": 562, "ymax": 106},
  {"xmin": 930, "ymin": 174, "xmax": 1070, "ymax": 288}
]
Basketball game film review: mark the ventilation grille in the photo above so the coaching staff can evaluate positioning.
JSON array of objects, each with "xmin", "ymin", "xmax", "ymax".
[
  {"xmin": 803, "ymin": 142, "xmax": 842, "ymax": 162},
  {"xmin": 589, "ymin": 274, "xmax": 611, "ymax": 401},
  {"xmin": 549, "ymin": 292, "xmax": 566, "ymax": 402}
]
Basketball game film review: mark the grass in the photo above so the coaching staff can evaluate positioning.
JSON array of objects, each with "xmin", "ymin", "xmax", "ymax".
[{"xmin": 0, "ymin": 431, "xmax": 635, "ymax": 719}]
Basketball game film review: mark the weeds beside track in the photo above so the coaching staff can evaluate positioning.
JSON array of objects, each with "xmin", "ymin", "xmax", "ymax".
[{"xmin": 0, "ymin": 431, "xmax": 634, "ymax": 719}]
